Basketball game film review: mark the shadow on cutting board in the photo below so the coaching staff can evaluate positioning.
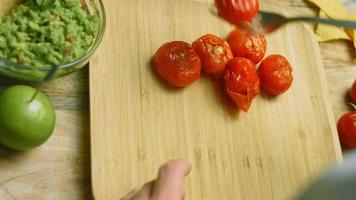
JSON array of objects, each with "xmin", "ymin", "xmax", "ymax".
[{"xmin": 211, "ymin": 78, "xmax": 242, "ymax": 116}]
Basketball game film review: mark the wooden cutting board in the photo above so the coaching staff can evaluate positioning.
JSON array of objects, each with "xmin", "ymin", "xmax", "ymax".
[{"xmin": 90, "ymin": 0, "xmax": 342, "ymax": 199}]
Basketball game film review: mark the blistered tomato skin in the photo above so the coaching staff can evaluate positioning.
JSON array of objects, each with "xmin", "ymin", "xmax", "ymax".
[
  {"xmin": 258, "ymin": 54, "xmax": 293, "ymax": 96},
  {"xmin": 192, "ymin": 34, "xmax": 233, "ymax": 77},
  {"xmin": 227, "ymin": 27, "xmax": 267, "ymax": 64},
  {"xmin": 153, "ymin": 41, "xmax": 202, "ymax": 87},
  {"xmin": 215, "ymin": 0, "xmax": 260, "ymax": 25},
  {"xmin": 224, "ymin": 57, "xmax": 260, "ymax": 112}
]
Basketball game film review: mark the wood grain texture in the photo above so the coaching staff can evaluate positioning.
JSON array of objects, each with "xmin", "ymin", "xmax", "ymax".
[
  {"xmin": 89, "ymin": 1, "xmax": 342, "ymax": 200},
  {"xmin": 0, "ymin": 0, "xmax": 354, "ymax": 199}
]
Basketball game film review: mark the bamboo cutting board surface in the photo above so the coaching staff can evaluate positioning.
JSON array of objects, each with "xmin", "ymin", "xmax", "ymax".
[{"xmin": 90, "ymin": 0, "xmax": 342, "ymax": 199}]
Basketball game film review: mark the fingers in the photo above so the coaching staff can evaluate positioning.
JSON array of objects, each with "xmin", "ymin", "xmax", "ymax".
[
  {"xmin": 151, "ymin": 160, "xmax": 191, "ymax": 200},
  {"xmin": 121, "ymin": 181, "xmax": 153, "ymax": 200},
  {"xmin": 120, "ymin": 187, "xmax": 140, "ymax": 200},
  {"xmin": 120, "ymin": 160, "xmax": 191, "ymax": 200},
  {"xmin": 131, "ymin": 181, "xmax": 154, "ymax": 200}
]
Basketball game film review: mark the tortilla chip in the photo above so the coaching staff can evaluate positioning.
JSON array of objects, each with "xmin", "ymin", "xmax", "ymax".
[
  {"xmin": 307, "ymin": 0, "xmax": 356, "ymax": 48},
  {"xmin": 315, "ymin": 11, "xmax": 352, "ymax": 42},
  {"xmin": 308, "ymin": 0, "xmax": 355, "ymax": 19}
]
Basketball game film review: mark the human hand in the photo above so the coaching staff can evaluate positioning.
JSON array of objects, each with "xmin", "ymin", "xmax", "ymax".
[{"xmin": 121, "ymin": 160, "xmax": 191, "ymax": 200}]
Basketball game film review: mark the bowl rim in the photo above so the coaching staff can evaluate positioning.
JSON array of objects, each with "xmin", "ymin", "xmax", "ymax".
[{"xmin": 0, "ymin": 0, "xmax": 106, "ymax": 73}]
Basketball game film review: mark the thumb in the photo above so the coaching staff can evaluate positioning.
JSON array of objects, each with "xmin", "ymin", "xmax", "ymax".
[{"xmin": 151, "ymin": 160, "xmax": 191, "ymax": 200}]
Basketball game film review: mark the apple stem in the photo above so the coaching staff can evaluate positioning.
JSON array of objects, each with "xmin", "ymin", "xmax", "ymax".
[{"xmin": 29, "ymin": 88, "xmax": 40, "ymax": 103}]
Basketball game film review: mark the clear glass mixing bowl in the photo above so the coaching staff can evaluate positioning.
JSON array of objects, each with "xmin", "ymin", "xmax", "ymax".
[{"xmin": 0, "ymin": 0, "xmax": 106, "ymax": 81}]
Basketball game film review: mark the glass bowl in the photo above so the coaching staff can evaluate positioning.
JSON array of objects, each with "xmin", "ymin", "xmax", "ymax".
[{"xmin": 0, "ymin": 0, "xmax": 106, "ymax": 82}]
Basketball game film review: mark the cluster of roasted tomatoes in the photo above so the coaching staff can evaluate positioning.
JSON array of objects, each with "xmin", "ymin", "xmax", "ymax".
[
  {"xmin": 153, "ymin": 0, "xmax": 293, "ymax": 112},
  {"xmin": 337, "ymin": 81, "xmax": 356, "ymax": 149}
]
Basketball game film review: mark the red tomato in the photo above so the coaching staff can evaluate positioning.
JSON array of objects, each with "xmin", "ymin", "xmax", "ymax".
[
  {"xmin": 338, "ymin": 111, "xmax": 356, "ymax": 149},
  {"xmin": 192, "ymin": 34, "xmax": 233, "ymax": 77},
  {"xmin": 350, "ymin": 80, "xmax": 356, "ymax": 104},
  {"xmin": 227, "ymin": 27, "xmax": 267, "ymax": 64},
  {"xmin": 258, "ymin": 54, "xmax": 293, "ymax": 96},
  {"xmin": 224, "ymin": 57, "xmax": 260, "ymax": 112},
  {"xmin": 153, "ymin": 41, "xmax": 201, "ymax": 87},
  {"xmin": 215, "ymin": 0, "xmax": 259, "ymax": 25}
]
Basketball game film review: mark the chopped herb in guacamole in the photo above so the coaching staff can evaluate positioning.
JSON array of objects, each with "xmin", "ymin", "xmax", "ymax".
[{"xmin": 0, "ymin": 0, "xmax": 99, "ymax": 67}]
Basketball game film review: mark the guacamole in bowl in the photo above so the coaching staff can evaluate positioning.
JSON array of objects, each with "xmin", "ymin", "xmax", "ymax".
[{"xmin": 0, "ymin": 0, "xmax": 105, "ymax": 81}]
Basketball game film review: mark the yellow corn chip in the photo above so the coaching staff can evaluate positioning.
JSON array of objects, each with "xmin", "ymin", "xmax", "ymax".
[
  {"xmin": 308, "ymin": 0, "xmax": 356, "ymax": 19},
  {"xmin": 316, "ymin": 11, "xmax": 352, "ymax": 41},
  {"xmin": 349, "ymin": 30, "xmax": 356, "ymax": 49},
  {"xmin": 307, "ymin": 0, "xmax": 356, "ymax": 49}
]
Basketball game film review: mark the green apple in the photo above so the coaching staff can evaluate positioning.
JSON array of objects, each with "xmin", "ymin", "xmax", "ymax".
[{"xmin": 0, "ymin": 85, "xmax": 55, "ymax": 150}]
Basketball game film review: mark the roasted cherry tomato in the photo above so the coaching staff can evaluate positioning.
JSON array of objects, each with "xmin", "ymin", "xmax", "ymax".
[
  {"xmin": 192, "ymin": 34, "xmax": 233, "ymax": 77},
  {"xmin": 338, "ymin": 111, "xmax": 356, "ymax": 149},
  {"xmin": 215, "ymin": 0, "xmax": 259, "ymax": 25},
  {"xmin": 350, "ymin": 80, "xmax": 356, "ymax": 104},
  {"xmin": 227, "ymin": 27, "xmax": 267, "ymax": 64},
  {"xmin": 258, "ymin": 54, "xmax": 293, "ymax": 96},
  {"xmin": 153, "ymin": 41, "xmax": 201, "ymax": 87},
  {"xmin": 224, "ymin": 57, "xmax": 260, "ymax": 112}
]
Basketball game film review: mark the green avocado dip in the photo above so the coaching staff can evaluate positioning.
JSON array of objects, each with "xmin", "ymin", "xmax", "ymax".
[{"xmin": 0, "ymin": 0, "xmax": 99, "ymax": 67}]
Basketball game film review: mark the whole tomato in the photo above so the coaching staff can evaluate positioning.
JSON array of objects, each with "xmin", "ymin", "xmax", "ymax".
[
  {"xmin": 215, "ymin": 0, "xmax": 259, "ymax": 25},
  {"xmin": 258, "ymin": 54, "xmax": 293, "ymax": 96},
  {"xmin": 153, "ymin": 41, "xmax": 201, "ymax": 87},
  {"xmin": 227, "ymin": 27, "xmax": 267, "ymax": 64},
  {"xmin": 337, "ymin": 111, "xmax": 356, "ymax": 149},
  {"xmin": 192, "ymin": 34, "xmax": 233, "ymax": 77},
  {"xmin": 224, "ymin": 57, "xmax": 260, "ymax": 112}
]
